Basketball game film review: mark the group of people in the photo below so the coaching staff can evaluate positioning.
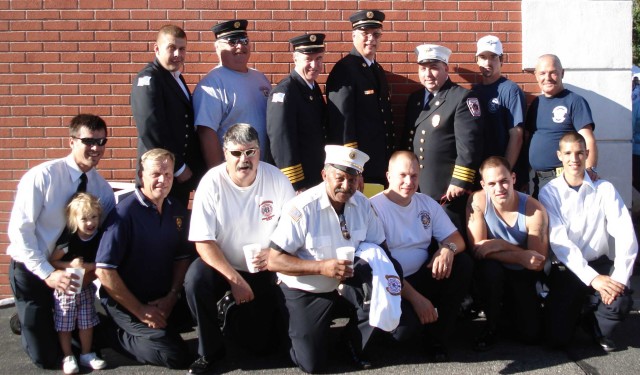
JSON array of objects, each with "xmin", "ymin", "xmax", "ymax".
[{"xmin": 6, "ymin": 8, "xmax": 638, "ymax": 375}]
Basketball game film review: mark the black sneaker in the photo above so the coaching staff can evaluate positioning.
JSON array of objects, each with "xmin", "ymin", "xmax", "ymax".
[
  {"xmin": 9, "ymin": 312, "xmax": 21, "ymax": 335},
  {"xmin": 598, "ymin": 337, "xmax": 617, "ymax": 353},
  {"xmin": 346, "ymin": 340, "xmax": 372, "ymax": 370},
  {"xmin": 188, "ymin": 356, "xmax": 215, "ymax": 374}
]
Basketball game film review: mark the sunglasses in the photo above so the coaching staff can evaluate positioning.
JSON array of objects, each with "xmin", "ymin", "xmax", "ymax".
[
  {"xmin": 220, "ymin": 37, "xmax": 250, "ymax": 47},
  {"xmin": 72, "ymin": 136, "xmax": 108, "ymax": 146},
  {"xmin": 227, "ymin": 148, "xmax": 258, "ymax": 158},
  {"xmin": 339, "ymin": 213, "xmax": 351, "ymax": 240}
]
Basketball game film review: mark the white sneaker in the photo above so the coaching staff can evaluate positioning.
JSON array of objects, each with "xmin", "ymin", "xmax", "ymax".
[
  {"xmin": 62, "ymin": 355, "xmax": 79, "ymax": 374},
  {"xmin": 79, "ymin": 352, "xmax": 107, "ymax": 370}
]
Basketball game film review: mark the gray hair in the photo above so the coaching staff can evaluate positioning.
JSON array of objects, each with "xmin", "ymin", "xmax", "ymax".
[{"xmin": 223, "ymin": 123, "xmax": 260, "ymax": 148}]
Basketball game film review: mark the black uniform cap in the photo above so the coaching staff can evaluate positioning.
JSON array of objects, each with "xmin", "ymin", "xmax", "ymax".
[
  {"xmin": 289, "ymin": 33, "xmax": 326, "ymax": 54},
  {"xmin": 349, "ymin": 10, "xmax": 385, "ymax": 29},
  {"xmin": 211, "ymin": 19, "xmax": 248, "ymax": 39}
]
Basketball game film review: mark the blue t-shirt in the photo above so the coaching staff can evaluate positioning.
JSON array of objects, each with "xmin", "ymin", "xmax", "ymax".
[
  {"xmin": 473, "ymin": 77, "xmax": 526, "ymax": 160},
  {"xmin": 96, "ymin": 189, "xmax": 192, "ymax": 304},
  {"xmin": 527, "ymin": 89, "xmax": 594, "ymax": 170}
]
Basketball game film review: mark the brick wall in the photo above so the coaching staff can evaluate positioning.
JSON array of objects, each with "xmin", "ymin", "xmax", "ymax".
[{"xmin": 0, "ymin": 0, "xmax": 525, "ymax": 299}]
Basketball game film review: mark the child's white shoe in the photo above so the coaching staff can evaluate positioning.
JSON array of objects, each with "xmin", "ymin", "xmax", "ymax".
[
  {"xmin": 79, "ymin": 352, "xmax": 107, "ymax": 370},
  {"xmin": 62, "ymin": 355, "xmax": 79, "ymax": 374}
]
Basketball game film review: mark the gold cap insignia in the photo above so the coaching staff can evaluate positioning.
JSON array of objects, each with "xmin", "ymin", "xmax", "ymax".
[
  {"xmin": 348, "ymin": 151, "xmax": 357, "ymax": 160},
  {"xmin": 310, "ymin": 34, "xmax": 317, "ymax": 42},
  {"xmin": 366, "ymin": 11, "xmax": 373, "ymax": 19},
  {"xmin": 234, "ymin": 21, "xmax": 240, "ymax": 28}
]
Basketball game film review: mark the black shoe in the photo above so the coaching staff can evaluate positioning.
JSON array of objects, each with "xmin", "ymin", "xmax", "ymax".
[
  {"xmin": 188, "ymin": 356, "xmax": 215, "ymax": 374},
  {"xmin": 430, "ymin": 344, "xmax": 450, "ymax": 363},
  {"xmin": 474, "ymin": 328, "xmax": 498, "ymax": 351},
  {"xmin": 346, "ymin": 341, "xmax": 372, "ymax": 370},
  {"xmin": 9, "ymin": 312, "xmax": 21, "ymax": 335},
  {"xmin": 599, "ymin": 337, "xmax": 617, "ymax": 353}
]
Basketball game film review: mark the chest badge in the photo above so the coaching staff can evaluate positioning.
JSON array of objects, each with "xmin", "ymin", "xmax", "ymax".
[{"xmin": 432, "ymin": 114, "xmax": 440, "ymax": 127}]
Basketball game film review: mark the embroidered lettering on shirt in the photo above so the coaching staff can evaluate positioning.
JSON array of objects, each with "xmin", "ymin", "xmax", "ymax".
[{"xmin": 137, "ymin": 76, "xmax": 152, "ymax": 86}]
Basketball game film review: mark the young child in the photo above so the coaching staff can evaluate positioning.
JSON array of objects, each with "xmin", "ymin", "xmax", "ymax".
[{"xmin": 50, "ymin": 192, "xmax": 107, "ymax": 374}]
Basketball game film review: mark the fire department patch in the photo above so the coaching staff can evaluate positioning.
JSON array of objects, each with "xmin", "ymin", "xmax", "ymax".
[
  {"xmin": 467, "ymin": 97, "xmax": 481, "ymax": 117},
  {"xmin": 260, "ymin": 200, "xmax": 274, "ymax": 221},
  {"xmin": 419, "ymin": 210, "xmax": 431, "ymax": 229},
  {"xmin": 385, "ymin": 275, "xmax": 402, "ymax": 295},
  {"xmin": 175, "ymin": 216, "xmax": 184, "ymax": 232}
]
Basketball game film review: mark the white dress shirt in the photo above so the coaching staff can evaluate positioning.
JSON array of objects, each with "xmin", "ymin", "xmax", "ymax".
[
  {"xmin": 7, "ymin": 155, "xmax": 115, "ymax": 279},
  {"xmin": 539, "ymin": 173, "xmax": 638, "ymax": 286}
]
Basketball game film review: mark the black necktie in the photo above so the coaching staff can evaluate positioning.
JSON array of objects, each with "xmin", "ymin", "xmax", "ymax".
[
  {"xmin": 77, "ymin": 173, "xmax": 87, "ymax": 193},
  {"xmin": 424, "ymin": 92, "xmax": 434, "ymax": 110}
]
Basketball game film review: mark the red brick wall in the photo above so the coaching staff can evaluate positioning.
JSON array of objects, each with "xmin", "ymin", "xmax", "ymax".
[{"xmin": 0, "ymin": 0, "xmax": 526, "ymax": 299}]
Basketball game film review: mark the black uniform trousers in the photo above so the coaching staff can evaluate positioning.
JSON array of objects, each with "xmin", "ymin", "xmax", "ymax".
[
  {"xmin": 280, "ymin": 257, "xmax": 375, "ymax": 374},
  {"xmin": 544, "ymin": 255, "xmax": 634, "ymax": 347},
  {"xmin": 184, "ymin": 257, "xmax": 284, "ymax": 359},
  {"xmin": 390, "ymin": 252, "xmax": 473, "ymax": 349},
  {"xmin": 100, "ymin": 296, "xmax": 190, "ymax": 369},
  {"xmin": 475, "ymin": 259, "xmax": 542, "ymax": 342},
  {"xmin": 9, "ymin": 260, "xmax": 61, "ymax": 369}
]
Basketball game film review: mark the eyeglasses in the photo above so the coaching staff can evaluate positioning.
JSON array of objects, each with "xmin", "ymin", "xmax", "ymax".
[
  {"xmin": 72, "ymin": 136, "xmax": 108, "ymax": 146},
  {"xmin": 219, "ymin": 37, "xmax": 250, "ymax": 47},
  {"xmin": 339, "ymin": 213, "xmax": 351, "ymax": 240},
  {"xmin": 356, "ymin": 30, "xmax": 382, "ymax": 39},
  {"xmin": 227, "ymin": 148, "xmax": 258, "ymax": 158}
]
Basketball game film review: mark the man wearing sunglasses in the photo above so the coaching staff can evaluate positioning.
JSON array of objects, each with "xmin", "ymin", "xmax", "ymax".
[
  {"xmin": 7, "ymin": 114, "xmax": 116, "ymax": 369},
  {"xmin": 269, "ymin": 145, "xmax": 401, "ymax": 372},
  {"xmin": 326, "ymin": 10, "xmax": 395, "ymax": 186},
  {"xmin": 131, "ymin": 25, "xmax": 206, "ymax": 208},
  {"xmin": 193, "ymin": 19, "xmax": 272, "ymax": 170},
  {"xmin": 185, "ymin": 124, "xmax": 294, "ymax": 374},
  {"xmin": 267, "ymin": 33, "xmax": 328, "ymax": 193}
]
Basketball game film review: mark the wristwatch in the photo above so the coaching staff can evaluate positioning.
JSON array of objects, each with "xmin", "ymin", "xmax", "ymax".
[
  {"xmin": 587, "ymin": 166, "xmax": 598, "ymax": 174},
  {"xmin": 444, "ymin": 242, "xmax": 457, "ymax": 254}
]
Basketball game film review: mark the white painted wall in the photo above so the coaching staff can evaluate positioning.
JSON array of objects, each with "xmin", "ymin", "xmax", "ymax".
[{"xmin": 522, "ymin": 0, "xmax": 633, "ymax": 204}]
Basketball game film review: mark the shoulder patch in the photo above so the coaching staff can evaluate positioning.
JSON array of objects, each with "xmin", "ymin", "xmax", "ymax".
[
  {"xmin": 289, "ymin": 206, "xmax": 302, "ymax": 222},
  {"xmin": 137, "ymin": 76, "xmax": 151, "ymax": 86},
  {"xmin": 467, "ymin": 97, "xmax": 481, "ymax": 117},
  {"xmin": 272, "ymin": 92, "xmax": 285, "ymax": 103}
]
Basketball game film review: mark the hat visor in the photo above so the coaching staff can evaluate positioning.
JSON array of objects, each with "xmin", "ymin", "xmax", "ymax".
[
  {"xmin": 418, "ymin": 58, "xmax": 447, "ymax": 65},
  {"xmin": 328, "ymin": 164, "xmax": 361, "ymax": 176},
  {"xmin": 216, "ymin": 31, "xmax": 248, "ymax": 39},
  {"xmin": 294, "ymin": 46, "xmax": 326, "ymax": 54}
]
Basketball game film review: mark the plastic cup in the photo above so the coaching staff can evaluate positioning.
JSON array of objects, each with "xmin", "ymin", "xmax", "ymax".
[
  {"xmin": 335, "ymin": 246, "xmax": 355, "ymax": 268},
  {"xmin": 243, "ymin": 243, "xmax": 262, "ymax": 273},
  {"xmin": 65, "ymin": 267, "xmax": 85, "ymax": 295}
]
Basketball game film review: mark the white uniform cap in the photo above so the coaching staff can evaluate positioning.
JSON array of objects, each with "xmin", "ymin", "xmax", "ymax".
[
  {"xmin": 476, "ymin": 35, "xmax": 503, "ymax": 56},
  {"xmin": 415, "ymin": 44, "xmax": 452, "ymax": 65},
  {"xmin": 324, "ymin": 145, "xmax": 369, "ymax": 175}
]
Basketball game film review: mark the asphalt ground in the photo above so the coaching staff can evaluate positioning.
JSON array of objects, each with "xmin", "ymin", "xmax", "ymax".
[{"xmin": 1, "ymin": 279, "xmax": 639, "ymax": 375}]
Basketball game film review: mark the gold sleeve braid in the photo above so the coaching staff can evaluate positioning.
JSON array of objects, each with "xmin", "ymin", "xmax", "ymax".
[
  {"xmin": 281, "ymin": 164, "xmax": 305, "ymax": 184},
  {"xmin": 452, "ymin": 165, "xmax": 475, "ymax": 183}
]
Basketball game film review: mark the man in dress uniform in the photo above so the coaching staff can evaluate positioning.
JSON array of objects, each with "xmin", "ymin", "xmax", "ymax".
[
  {"xmin": 193, "ymin": 19, "xmax": 272, "ymax": 168},
  {"xmin": 267, "ymin": 33, "xmax": 327, "ymax": 193},
  {"xmin": 403, "ymin": 44, "xmax": 483, "ymax": 233},
  {"xmin": 326, "ymin": 10, "xmax": 394, "ymax": 185},
  {"xmin": 131, "ymin": 25, "xmax": 205, "ymax": 208}
]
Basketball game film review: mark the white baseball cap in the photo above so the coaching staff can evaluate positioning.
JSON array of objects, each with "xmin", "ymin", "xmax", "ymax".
[{"xmin": 476, "ymin": 35, "xmax": 503, "ymax": 56}]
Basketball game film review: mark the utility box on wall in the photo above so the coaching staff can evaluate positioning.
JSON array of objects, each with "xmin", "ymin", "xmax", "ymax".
[{"xmin": 522, "ymin": 0, "xmax": 634, "ymax": 205}]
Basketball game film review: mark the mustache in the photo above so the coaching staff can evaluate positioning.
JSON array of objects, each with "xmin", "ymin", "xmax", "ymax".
[
  {"xmin": 236, "ymin": 162, "xmax": 252, "ymax": 171},
  {"xmin": 334, "ymin": 188, "xmax": 353, "ymax": 195}
]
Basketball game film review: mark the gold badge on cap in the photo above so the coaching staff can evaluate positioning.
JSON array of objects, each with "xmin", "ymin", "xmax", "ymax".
[
  {"xmin": 310, "ymin": 34, "xmax": 317, "ymax": 42},
  {"xmin": 348, "ymin": 150, "xmax": 357, "ymax": 160},
  {"xmin": 233, "ymin": 21, "xmax": 240, "ymax": 28},
  {"xmin": 366, "ymin": 11, "xmax": 373, "ymax": 19},
  {"xmin": 432, "ymin": 114, "xmax": 441, "ymax": 127}
]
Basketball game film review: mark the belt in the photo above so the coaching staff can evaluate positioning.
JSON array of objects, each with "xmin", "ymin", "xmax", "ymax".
[{"xmin": 535, "ymin": 167, "xmax": 563, "ymax": 179}]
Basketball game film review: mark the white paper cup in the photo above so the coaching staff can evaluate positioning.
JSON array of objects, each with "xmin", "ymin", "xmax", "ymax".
[
  {"xmin": 335, "ymin": 246, "xmax": 355, "ymax": 268},
  {"xmin": 65, "ymin": 267, "xmax": 85, "ymax": 295},
  {"xmin": 243, "ymin": 243, "xmax": 262, "ymax": 273}
]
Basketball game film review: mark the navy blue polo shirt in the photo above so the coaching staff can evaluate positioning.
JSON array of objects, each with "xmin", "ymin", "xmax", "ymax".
[{"xmin": 96, "ymin": 189, "xmax": 192, "ymax": 304}]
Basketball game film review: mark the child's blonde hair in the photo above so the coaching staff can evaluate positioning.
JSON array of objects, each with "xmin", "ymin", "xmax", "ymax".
[{"xmin": 65, "ymin": 192, "xmax": 103, "ymax": 233}]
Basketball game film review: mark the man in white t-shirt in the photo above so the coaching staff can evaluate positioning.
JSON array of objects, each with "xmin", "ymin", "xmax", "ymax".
[
  {"xmin": 193, "ymin": 19, "xmax": 272, "ymax": 168},
  {"xmin": 184, "ymin": 123, "xmax": 295, "ymax": 374},
  {"xmin": 370, "ymin": 151, "xmax": 472, "ymax": 362}
]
